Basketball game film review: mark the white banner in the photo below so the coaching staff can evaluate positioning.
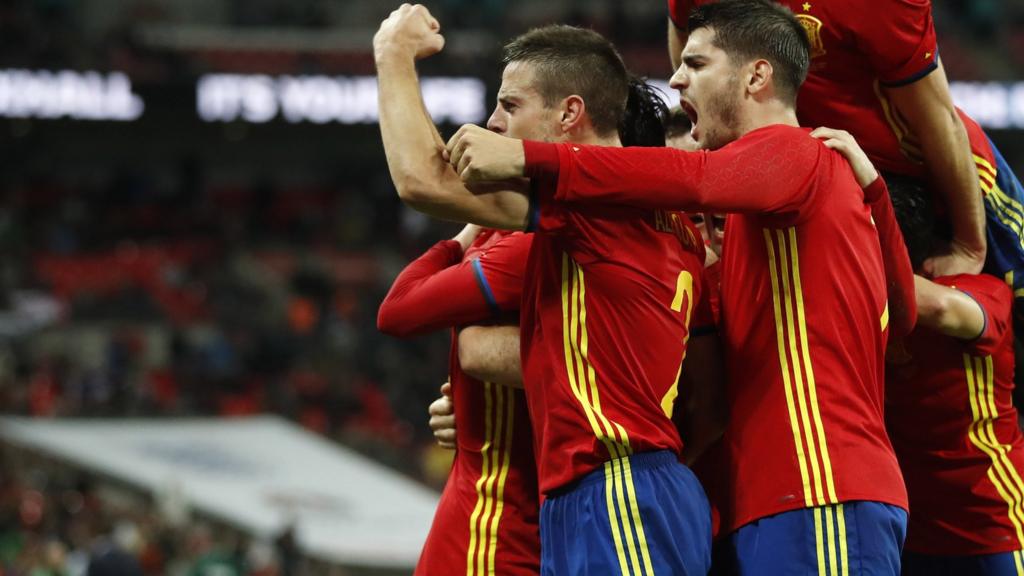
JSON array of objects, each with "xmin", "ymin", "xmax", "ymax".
[{"xmin": 0, "ymin": 416, "xmax": 438, "ymax": 569}]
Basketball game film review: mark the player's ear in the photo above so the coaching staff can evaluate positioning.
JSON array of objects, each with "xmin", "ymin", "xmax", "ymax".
[
  {"xmin": 559, "ymin": 94, "xmax": 586, "ymax": 134},
  {"xmin": 747, "ymin": 58, "xmax": 773, "ymax": 98}
]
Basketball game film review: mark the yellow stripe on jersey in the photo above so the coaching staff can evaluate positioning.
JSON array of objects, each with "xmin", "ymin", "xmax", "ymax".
[
  {"xmin": 464, "ymin": 382, "xmax": 515, "ymax": 576},
  {"xmin": 485, "ymin": 385, "xmax": 515, "ymax": 575},
  {"xmin": 571, "ymin": 259, "xmax": 645, "ymax": 576},
  {"xmin": 983, "ymin": 190, "xmax": 1024, "ymax": 254},
  {"xmin": 560, "ymin": 254, "xmax": 656, "ymax": 576},
  {"xmin": 979, "ymin": 356, "xmax": 1024, "ymax": 542},
  {"xmin": 964, "ymin": 354, "xmax": 1024, "ymax": 554},
  {"xmin": 1014, "ymin": 549, "xmax": 1024, "ymax": 576},
  {"xmin": 975, "ymin": 154, "xmax": 998, "ymax": 179},
  {"xmin": 764, "ymin": 228, "xmax": 837, "ymax": 508},
  {"xmin": 989, "ymin": 187, "xmax": 1024, "ymax": 246},
  {"xmin": 777, "ymin": 229, "xmax": 827, "ymax": 505},
  {"xmin": 467, "ymin": 382, "xmax": 494, "ymax": 576},
  {"xmin": 788, "ymin": 227, "xmax": 839, "ymax": 504},
  {"xmin": 764, "ymin": 229, "xmax": 814, "ymax": 507},
  {"xmin": 477, "ymin": 383, "xmax": 503, "ymax": 575}
]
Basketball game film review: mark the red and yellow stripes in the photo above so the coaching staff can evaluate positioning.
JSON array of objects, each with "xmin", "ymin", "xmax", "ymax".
[
  {"xmin": 964, "ymin": 353, "xmax": 1024, "ymax": 574},
  {"xmin": 465, "ymin": 381, "xmax": 515, "ymax": 576},
  {"xmin": 763, "ymin": 228, "xmax": 838, "ymax": 508},
  {"xmin": 561, "ymin": 253, "xmax": 654, "ymax": 576}
]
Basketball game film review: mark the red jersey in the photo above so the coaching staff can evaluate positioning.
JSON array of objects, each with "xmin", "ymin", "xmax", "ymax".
[
  {"xmin": 378, "ymin": 230, "xmax": 540, "ymax": 575},
  {"xmin": 523, "ymin": 124, "xmax": 908, "ymax": 532},
  {"xmin": 670, "ymin": 0, "xmax": 939, "ymax": 177},
  {"xmin": 703, "ymin": 260, "xmax": 722, "ymax": 326},
  {"xmin": 520, "ymin": 176, "xmax": 709, "ymax": 494},
  {"xmin": 886, "ymin": 274, "xmax": 1024, "ymax": 555}
]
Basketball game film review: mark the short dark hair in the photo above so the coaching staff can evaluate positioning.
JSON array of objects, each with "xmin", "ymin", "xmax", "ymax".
[
  {"xmin": 688, "ymin": 0, "xmax": 810, "ymax": 104},
  {"xmin": 502, "ymin": 25, "xmax": 629, "ymax": 137},
  {"xmin": 885, "ymin": 171, "xmax": 946, "ymax": 270}
]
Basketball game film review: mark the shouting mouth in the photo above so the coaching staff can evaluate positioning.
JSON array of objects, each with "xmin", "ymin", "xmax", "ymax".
[{"xmin": 680, "ymin": 98, "xmax": 699, "ymax": 140}]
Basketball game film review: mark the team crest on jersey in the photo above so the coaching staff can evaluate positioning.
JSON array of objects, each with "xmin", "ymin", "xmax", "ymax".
[{"xmin": 796, "ymin": 14, "xmax": 826, "ymax": 59}]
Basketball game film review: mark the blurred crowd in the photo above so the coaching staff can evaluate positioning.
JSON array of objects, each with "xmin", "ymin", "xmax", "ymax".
[
  {"xmin": 0, "ymin": 448, "xmax": 344, "ymax": 576},
  {"xmin": 0, "ymin": 156, "xmax": 457, "ymax": 482}
]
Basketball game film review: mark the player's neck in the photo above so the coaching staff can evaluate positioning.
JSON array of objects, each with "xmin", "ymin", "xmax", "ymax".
[
  {"xmin": 566, "ymin": 131, "xmax": 621, "ymax": 148},
  {"xmin": 740, "ymin": 101, "xmax": 800, "ymax": 135}
]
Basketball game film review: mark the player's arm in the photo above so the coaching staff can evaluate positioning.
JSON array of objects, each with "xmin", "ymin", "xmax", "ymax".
[
  {"xmin": 666, "ymin": 0, "xmax": 692, "ymax": 71},
  {"xmin": 377, "ymin": 225, "xmax": 497, "ymax": 337},
  {"xmin": 678, "ymin": 332, "xmax": 726, "ymax": 466},
  {"xmin": 668, "ymin": 20, "xmax": 686, "ymax": 71},
  {"xmin": 913, "ymin": 275, "xmax": 985, "ymax": 340},
  {"xmin": 446, "ymin": 124, "xmax": 814, "ymax": 214},
  {"xmin": 457, "ymin": 325, "xmax": 523, "ymax": 388},
  {"xmin": 812, "ymin": 127, "xmax": 917, "ymax": 336},
  {"xmin": 883, "ymin": 61, "xmax": 985, "ymax": 276},
  {"xmin": 373, "ymin": 4, "xmax": 530, "ymax": 230}
]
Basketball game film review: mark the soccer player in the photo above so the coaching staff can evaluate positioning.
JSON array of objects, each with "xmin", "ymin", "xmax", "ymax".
[
  {"xmin": 882, "ymin": 176, "xmax": 1024, "ymax": 576},
  {"xmin": 443, "ymin": 0, "xmax": 916, "ymax": 573},
  {"xmin": 375, "ymin": 5, "xmax": 714, "ymax": 574},
  {"xmin": 668, "ymin": 0, "xmax": 986, "ymax": 279},
  {"xmin": 377, "ymin": 223, "xmax": 539, "ymax": 575}
]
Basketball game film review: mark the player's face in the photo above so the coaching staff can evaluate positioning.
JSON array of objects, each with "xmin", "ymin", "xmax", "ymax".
[
  {"xmin": 670, "ymin": 27, "xmax": 744, "ymax": 151},
  {"xmin": 705, "ymin": 213, "xmax": 725, "ymax": 257},
  {"xmin": 486, "ymin": 61, "xmax": 562, "ymax": 142}
]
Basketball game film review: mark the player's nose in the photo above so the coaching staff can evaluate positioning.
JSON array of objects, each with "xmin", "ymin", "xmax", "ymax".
[
  {"xmin": 669, "ymin": 66, "xmax": 689, "ymax": 91},
  {"xmin": 486, "ymin": 110, "xmax": 506, "ymax": 134}
]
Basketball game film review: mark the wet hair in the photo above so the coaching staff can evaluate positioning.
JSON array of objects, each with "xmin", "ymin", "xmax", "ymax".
[
  {"xmin": 620, "ymin": 77, "xmax": 669, "ymax": 147},
  {"xmin": 687, "ymin": 0, "xmax": 810, "ymax": 104},
  {"xmin": 502, "ymin": 25, "xmax": 666, "ymax": 145},
  {"xmin": 885, "ymin": 171, "xmax": 947, "ymax": 270}
]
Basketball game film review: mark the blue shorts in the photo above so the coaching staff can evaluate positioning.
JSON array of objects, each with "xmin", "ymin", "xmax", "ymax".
[
  {"xmin": 903, "ymin": 550, "xmax": 1024, "ymax": 576},
  {"xmin": 981, "ymin": 135, "xmax": 1024, "ymax": 308},
  {"xmin": 540, "ymin": 450, "xmax": 712, "ymax": 576},
  {"xmin": 727, "ymin": 501, "xmax": 907, "ymax": 576}
]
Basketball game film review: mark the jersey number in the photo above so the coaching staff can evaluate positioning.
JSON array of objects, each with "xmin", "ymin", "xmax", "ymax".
[{"xmin": 662, "ymin": 270, "xmax": 695, "ymax": 418}]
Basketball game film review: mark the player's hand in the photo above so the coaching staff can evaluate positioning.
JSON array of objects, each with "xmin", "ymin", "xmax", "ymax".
[
  {"xmin": 445, "ymin": 124, "xmax": 526, "ymax": 182},
  {"xmin": 428, "ymin": 381, "xmax": 456, "ymax": 449},
  {"xmin": 811, "ymin": 127, "xmax": 878, "ymax": 188},
  {"xmin": 373, "ymin": 4, "xmax": 445, "ymax": 63},
  {"xmin": 453, "ymin": 224, "xmax": 483, "ymax": 252},
  {"xmin": 922, "ymin": 240, "xmax": 985, "ymax": 277}
]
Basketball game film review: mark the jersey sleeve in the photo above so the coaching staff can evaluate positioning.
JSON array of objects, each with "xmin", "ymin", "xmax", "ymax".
[
  {"xmin": 853, "ymin": 0, "xmax": 939, "ymax": 87},
  {"xmin": 472, "ymin": 232, "xmax": 533, "ymax": 314},
  {"xmin": 377, "ymin": 237, "xmax": 526, "ymax": 338},
  {"xmin": 951, "ymin": 275, "xmax": 1013, "ymax": 355},
  {"xmin": 523, "ymin": 126, "xmax": 820, "ymax": 216},
  {"xmin": 865, "ymin": 177, "xmax": 917, "ymax": 337},
  {"xmin": 668, "ymin": 0, "xmax": 693, "ymax": 28}
]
